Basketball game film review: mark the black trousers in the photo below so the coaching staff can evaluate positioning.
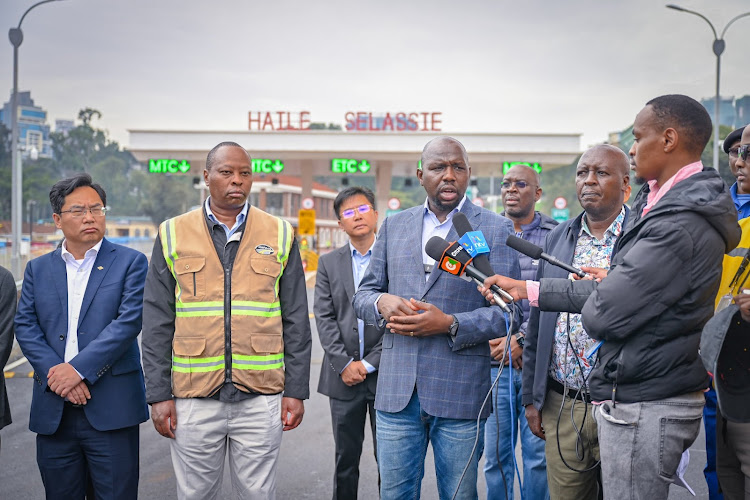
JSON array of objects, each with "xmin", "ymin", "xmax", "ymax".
[
  {"xmin": 329, "ymin": 390, "xmax": 378, "ymax": 500},
  {"xmin": 36, "ymin": 405, "xmax": 140, "ymax": 500}
]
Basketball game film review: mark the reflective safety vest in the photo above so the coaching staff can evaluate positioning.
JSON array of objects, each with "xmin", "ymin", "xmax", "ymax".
[
  {"xmin": 160, "ymin": 207, "xmax": 293, "ymax": 398},
  {"xmin": 715, "ymin": 217, "xmax": 750, "ymax": 309}
]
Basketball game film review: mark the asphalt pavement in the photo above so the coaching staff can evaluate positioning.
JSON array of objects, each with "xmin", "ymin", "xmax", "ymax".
[{"xmin": 1, "ymin": 288, "xmax": 711, "ymax": 499}]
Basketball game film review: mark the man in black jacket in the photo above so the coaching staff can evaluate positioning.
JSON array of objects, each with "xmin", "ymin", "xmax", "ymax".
[{"xmin": 482, "ymin": 95, "xmax": 741, "ymax": 500}]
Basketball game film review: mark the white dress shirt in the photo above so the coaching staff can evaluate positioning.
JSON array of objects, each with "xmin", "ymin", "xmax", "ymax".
[{"xmin": 61, "ymin": 239, "xmax": 103, "ymax": 375}]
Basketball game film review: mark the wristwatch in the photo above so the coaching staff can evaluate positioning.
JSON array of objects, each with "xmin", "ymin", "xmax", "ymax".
[
  {"xmin": 515, "ymin": 332, "xmax": 525, "ymax": 348},
  {"xmin": 449, "ymin": 315, "xmax": 459, "ymax": 337}
]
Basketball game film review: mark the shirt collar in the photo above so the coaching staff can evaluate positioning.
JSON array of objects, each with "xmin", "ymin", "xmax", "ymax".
[
  {"xmin": 61, "ymin": 238, "xmax": 103, "ymax": 262},
  {"xmin": 205, "ymin": 197, "xmax": 249, "ymax": 228},
  {"xmin": 349, "ymin": 238, "xmax": 376, "ymax": 258},
  {"xmin": 579, "ymin": 206, "xmax": 626, "ymax": 240},
  {"xmin": 422, "ymin": 195, "xmax": 467, "ymax": 220}
]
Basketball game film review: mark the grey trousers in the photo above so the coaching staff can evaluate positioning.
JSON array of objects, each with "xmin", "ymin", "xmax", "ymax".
[
  {"xmin": 717, "ymin": 407, "xmax": 750, "ymax": 500},
  {"xmin": 170, "ymin": 395, "xmax": 283, "ymax": 500},
  {"xmin": 595, "ymin": 391, "xmax": 704, "ymax": 500}
]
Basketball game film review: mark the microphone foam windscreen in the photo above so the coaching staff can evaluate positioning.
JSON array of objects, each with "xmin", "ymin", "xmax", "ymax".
[
  {"xmin": 506, "ymin": 234, "xmax": 543, "ymax": 259},
  {"xmin": 425, "ymin": 236, "xmax": 451, "ymax": 262},
  {"xmin": 453, "ymin": 212, "xmax": 473, "ymax": 237}
]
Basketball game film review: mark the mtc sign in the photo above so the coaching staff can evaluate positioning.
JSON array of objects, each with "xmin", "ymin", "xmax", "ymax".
[
  {"xmin": 331, "ymin": 159, "xmax": 371, "ymax": 174},
  {"xmin": 149, "ymin": 159, "xmax": 191, "ymax": 174}
]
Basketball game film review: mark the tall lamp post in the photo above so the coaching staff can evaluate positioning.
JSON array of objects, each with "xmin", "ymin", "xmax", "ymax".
[
  {"xmin": 666, "ymin": 5, "xmax": 750, "ymax": 171},
  {"xmin": 9, "ymin": 0, "xmax": 63, "ymax": 280}
]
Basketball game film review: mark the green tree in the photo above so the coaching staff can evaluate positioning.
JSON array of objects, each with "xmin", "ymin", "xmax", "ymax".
[{"xmin": 140, "ymin": 174, "xmax": 198, "ymax": 227}]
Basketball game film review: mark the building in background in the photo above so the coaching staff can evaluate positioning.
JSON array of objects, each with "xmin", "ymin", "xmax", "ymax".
[
  {"xmin": 700, "ymin": 95, "xmax": 750, "ymax": 129},
  {"xmin": 0, "ymin": 91, "xmax": 52, "ymax": 159},
  {"xmin": 54, "ymin": 119, "xmax": 75, "ymax": 136}
]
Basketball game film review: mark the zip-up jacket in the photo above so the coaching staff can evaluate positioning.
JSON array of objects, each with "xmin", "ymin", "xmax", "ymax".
[{"xmin": 142, "ymin": 205, "xmax": 311, "ymax": 403}]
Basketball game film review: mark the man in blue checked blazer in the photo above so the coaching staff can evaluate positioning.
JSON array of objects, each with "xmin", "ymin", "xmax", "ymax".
[{"xmin": 353, "ymin": 137, "xmax": 521, "ymax": 500}]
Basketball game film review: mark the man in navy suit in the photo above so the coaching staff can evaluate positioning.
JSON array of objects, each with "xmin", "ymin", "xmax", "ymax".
[
  {"xmin": 353, "ymin": 137, "xmax": 521, "ymax": 499},
  {"xmin": 15, "ymin": 173, "xmax": 149, "ymax": 499}
]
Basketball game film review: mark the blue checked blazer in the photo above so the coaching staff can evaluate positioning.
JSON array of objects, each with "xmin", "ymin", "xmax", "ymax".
[{"xmin": 353, "ymin": 199, "xmax": 521, "ymax": 419}]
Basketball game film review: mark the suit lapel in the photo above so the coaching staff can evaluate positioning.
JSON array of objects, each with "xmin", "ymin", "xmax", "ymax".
[
  {"xmin": 339, "ymin": 245, "xmax": 356, "ymax": 302},
  {"xmin": 51, "ymin": 248, "xmax": 68, "ymax": 324},
  {"xmin": 422, "ymin": 200, "xmax": 479, "ymax": 298},
  {"xmin": 78, "ymin": 239, "xmax": 115, "ymax": 326}
]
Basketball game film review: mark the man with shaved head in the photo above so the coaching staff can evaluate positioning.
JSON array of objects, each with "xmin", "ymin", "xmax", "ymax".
[
  {"xmin": 516, "ymin": 144, "xmax": 630, "ymax": 500},
  {"xmin": 353, "ymin": 136, "xmax": 521, "ymax": 499}
]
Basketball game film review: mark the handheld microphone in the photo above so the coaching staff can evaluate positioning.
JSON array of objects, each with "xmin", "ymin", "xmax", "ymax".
[
  {"xmin": 425, "ymin": 236, "xmax": 512, "ymax": 313},
  {"xmin": 505, "ymin": 234, "xmax": 586, "ymax": 278},
  {"xmin": 452, "ymin": 213, "xmax": 515, "ymax": 303}
]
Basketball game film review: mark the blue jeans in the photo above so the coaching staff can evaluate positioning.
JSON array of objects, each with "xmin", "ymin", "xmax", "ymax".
[
  {"xmin": 376, "ymin": 390, "xmax": 485, "ymax": 500},
  {"xmin": 704, "ymin": 387, "xmax": 723, "ymax": 500},
  {"xmin": 484, "ymin": 366, "xmax": 549, "ymax": 500}
]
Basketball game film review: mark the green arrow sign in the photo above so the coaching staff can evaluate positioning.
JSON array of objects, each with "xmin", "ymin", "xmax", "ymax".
[
  {"xmin": 149, "ymin": 159, "xmax": 191, "ymax": 174},
  {"xmin": 502, "ymin": 161, "xmax": 542, "ymax": 175},
  {"xmin": 331, "ymin": 158, "xmax": 372, "ymax": 174},
  {"xmin": 252, "ymin": 159, "xmax": 285, "ymax": 174}
]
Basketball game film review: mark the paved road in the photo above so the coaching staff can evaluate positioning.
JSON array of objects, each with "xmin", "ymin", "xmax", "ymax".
[{"xmin": 1, "ymin": 289, "xmax": 710, "ymax": 499}]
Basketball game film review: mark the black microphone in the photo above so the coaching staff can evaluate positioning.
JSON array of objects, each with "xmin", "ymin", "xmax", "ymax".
[
  {"xmin": 452, "ymin": 213, "xmax": 515, "ymax": 303},
  {"xmin": 505, "ymin": 234, "xmax": 586, "ymax": 278},
  {"xmin": 425, "ymin": 236, "xmax": 512, "ymax": 313}
]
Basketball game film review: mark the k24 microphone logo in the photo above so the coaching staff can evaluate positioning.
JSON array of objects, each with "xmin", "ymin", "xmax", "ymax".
[{"xmin": 439, "ymin": 256, "xmax": 464, "ymax": 275}]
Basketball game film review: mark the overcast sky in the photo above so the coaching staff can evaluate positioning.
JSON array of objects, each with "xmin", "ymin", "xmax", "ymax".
[{"xmin": 1, "ymin": 0, "xmax": 747, "ymax": 150}]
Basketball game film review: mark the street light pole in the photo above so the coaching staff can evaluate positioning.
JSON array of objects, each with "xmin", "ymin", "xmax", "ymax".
[
  {"xmin": 666, "ymin": 5, "xmax": 750, "ymax": 171},
  {"xmin": 8, "ymin": 0, "xmax": 63, "ymax": 280}
]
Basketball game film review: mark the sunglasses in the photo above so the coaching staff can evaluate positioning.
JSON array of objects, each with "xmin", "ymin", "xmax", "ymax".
[
  {"xmin": 729, "ymin": 145, "xmax": 750, "ymax": 161},
  {"xmin": 341, "ymin": 204, "xmax": 373, "ymax": 219},
  {"xmin": 500, "ymin": 180, "xmax": 530, "ymax": 190}
]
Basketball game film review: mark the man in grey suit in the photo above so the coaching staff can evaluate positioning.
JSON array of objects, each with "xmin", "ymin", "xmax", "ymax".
[
  {"xmin": 353, "ymin": 137, "xmax": 521, "ymax": 499},
  {"xmin": 315, "ymin": 186, "xmax": 383, "ymax": 499},
  {"xmin": 0, "ymin": 265, "xmax": 16, "ymax": 448}
]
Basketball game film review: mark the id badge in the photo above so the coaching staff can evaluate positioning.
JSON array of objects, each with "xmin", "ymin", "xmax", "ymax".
[{"xmin": 716, "ymin": 293, "xmax": 733, "ymax": 312}]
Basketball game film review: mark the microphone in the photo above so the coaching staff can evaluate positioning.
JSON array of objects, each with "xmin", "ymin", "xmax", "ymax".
[
  {"xmin": 452, "ymin": 213, "xmax": 515, "ymax": 303},
  {"xmin": 506, "ymin": 234, "xmax": 586, "ymax": 278},
  {"xmin": 425, "ymin": 236, "xmax": 512, "ymax": 313}
]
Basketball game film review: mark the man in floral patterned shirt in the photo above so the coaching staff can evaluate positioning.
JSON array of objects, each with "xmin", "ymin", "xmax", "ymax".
[{"xmin": 520, "ymin": 145, "xmax": 631, "ymax": 500}]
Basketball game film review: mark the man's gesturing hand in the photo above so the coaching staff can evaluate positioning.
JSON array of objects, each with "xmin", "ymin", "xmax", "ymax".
[
  {"xmin": 377, "ymin": 294, "xmax": 418, "ymax": 323},
  {"xmin": 151, "ymin": 400, "xmax": 177, "ymax": 439},
  {"xmin": 385, "ymin": 298, "xmax": 453, "ymax": 338}
]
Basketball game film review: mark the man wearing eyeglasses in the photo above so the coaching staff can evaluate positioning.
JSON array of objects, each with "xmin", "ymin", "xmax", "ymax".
[
  {"xmin": 15, "ymin": 173, "xmax": 149, "ymax": 499},
  {"xmin": 483, "ymin": 165, "xmax": 556, "ymax": 500},
  {"xmin": 314, "ymin": 186, "xmax": 383, "ymax": 499}
]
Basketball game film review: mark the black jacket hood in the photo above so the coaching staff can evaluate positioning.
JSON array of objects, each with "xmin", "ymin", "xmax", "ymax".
[{"xmin": 631, "ymin": 168, "xmax": 741, "ymax": 254}]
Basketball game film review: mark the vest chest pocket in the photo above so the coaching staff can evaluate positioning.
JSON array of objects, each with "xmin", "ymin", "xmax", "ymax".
[
  {"xmin": 175, "ymin": 257, "xmax": 206, "ymax": 301},
  {"xmin": 248, "ymin": 257, "xmax": 282, "ymax": 301}
]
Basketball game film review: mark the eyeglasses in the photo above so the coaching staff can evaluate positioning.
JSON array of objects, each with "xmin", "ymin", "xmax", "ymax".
[
  {"xmin": 341, "ymin": 204, "xmax": 372, "ymax": 219},
  {"xmin": 500, "ymin": 180, "xmax": 530, "ymax": 190},
  {"xmin": 732, "ymin": 144, "xmax": 750, "ymax": 162},
  {"xmin": 59, "ymin": 206, "xmax": 108, "ymax": 218}
]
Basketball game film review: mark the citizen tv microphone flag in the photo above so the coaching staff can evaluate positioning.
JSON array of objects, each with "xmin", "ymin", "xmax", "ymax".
[
  {"xmin": 452, "ymin": 213, "xmax": 515, "ymax": 303},
  {"xmin": 425, "ymin": 236, "xmax": 512, "ymax": 313},
  {"xmin": 425, "ymin": 237, "xmax": 472, "ymax": 276}
]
